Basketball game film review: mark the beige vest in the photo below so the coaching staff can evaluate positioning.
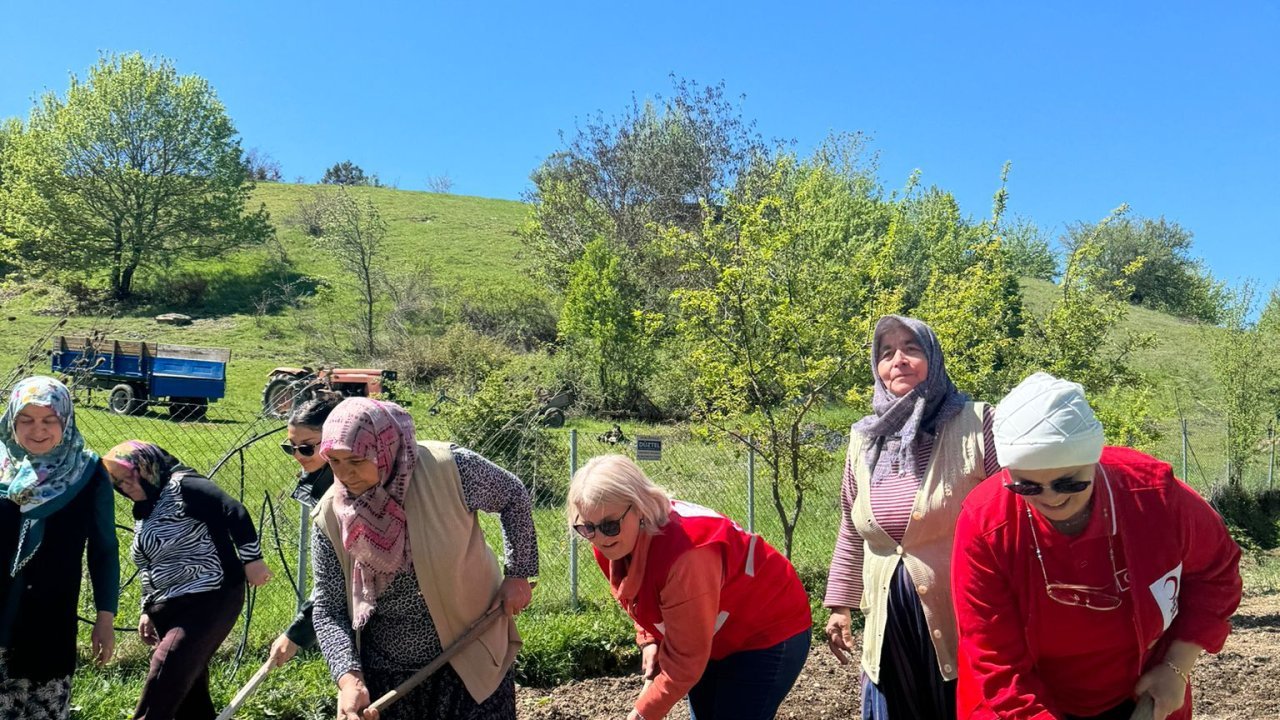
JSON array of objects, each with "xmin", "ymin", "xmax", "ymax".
[
  {"xmin": 851, "ymin": 402, "xmax": 987, "ymax": 684},
  {"xmin": 314, "ymin": 440, "xmax": 521, "ymax": 703}
]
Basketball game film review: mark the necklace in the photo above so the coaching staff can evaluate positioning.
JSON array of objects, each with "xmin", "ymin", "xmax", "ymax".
[{"xmin": 1051, "ymin": 503, "xmax": 1093, "ymax": 535}]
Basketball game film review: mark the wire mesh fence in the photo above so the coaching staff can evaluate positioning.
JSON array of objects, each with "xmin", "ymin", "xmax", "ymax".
[{"xmin": 1, "ymin": 328, "xmax": 1273, "ymax": 674}]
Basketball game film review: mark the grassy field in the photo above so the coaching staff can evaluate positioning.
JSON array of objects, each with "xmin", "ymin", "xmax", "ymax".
[{"xmin": 0, "ymin": 182, "xmax": 1272, "ymax": 718}]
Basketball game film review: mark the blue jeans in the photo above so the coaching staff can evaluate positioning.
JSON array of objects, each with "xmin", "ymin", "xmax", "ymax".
[{"xmin": 686, "ymin": 629, "xmax": 811, "ymax": 720}]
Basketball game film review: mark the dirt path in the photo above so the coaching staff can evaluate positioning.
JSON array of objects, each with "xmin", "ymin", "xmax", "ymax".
[{"xmin": 516, "ymin": 593, "xmax": 1280, "ymax": 719}]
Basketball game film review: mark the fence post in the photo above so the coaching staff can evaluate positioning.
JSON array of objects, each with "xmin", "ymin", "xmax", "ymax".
[
  {"xmin": 1269, "ymin": 423, "xmax": 1275, "ymax": 491},
  {"xmin": 746, "ymin": 435, "xmax": 755, "ymax": 534},
  {"xmin": 296, "ymin": 502, "xmax": 310, "ymax": 613},
  {"xmin": 569, "ymin": 429, "xmax": 579, "ymax": 611},
  {"xmin": 1181, "ymin": 419, "xmax": 1188, "ymax": 481}
]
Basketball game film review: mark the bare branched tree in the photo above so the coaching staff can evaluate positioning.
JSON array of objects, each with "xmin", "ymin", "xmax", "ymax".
[
  {"xmin": 425, "ymin": 174, "xmax": 454, "ymax": 194},
  {"xmin": 311, "ymin": 187, "xmax": 387, "ymax": 357}
]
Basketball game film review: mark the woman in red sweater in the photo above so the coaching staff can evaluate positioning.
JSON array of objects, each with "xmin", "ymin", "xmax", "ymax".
[
  {"xmin": 951, "ymin": 373, "xmax": 1242, "ymax": 720},
  {"xmin": 568, "ymin": 454, "xmax": 812, "ymax": 720}
]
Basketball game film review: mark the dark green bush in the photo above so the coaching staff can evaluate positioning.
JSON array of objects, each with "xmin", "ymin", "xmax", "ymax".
[{"xmin": 1210, "ymin": 484, "xmax": 1280, "ymax": 551}]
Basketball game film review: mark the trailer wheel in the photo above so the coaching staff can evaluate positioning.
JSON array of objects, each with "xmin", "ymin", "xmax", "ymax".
[
  {"xmin": 108, "ymin": 384, "xmax": 147, "ymax": 416},
  {"xmin": 168, "ymin": 397, "xmax": 208, "ymax": 422},
  {"xmin": 262, "ymin": 377, "xmax": 299, "ymax": 419},
  {"xmin": 539, "ymin": 407, "xmax": 566, "ymax": 428}
]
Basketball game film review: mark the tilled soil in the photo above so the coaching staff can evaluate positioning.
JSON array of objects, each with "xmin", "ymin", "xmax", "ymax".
[{"xmin": 516, "ymin": 593, "xmax": 1280, "ymax": 719}]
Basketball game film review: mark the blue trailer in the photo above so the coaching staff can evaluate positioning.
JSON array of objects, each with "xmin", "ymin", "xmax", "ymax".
[{"xmin": 51, "ymin": 336, "xmax": 231, "ymax": 420}]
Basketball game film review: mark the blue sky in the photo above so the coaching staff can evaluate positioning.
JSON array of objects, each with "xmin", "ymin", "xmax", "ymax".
[{"xmin": 3, "ymin": 1, "xmax": 1277, "ymax": 293}]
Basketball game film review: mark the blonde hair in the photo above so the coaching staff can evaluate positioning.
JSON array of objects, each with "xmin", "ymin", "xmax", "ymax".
[{"xmin": 567, "ymin": 454, "xmax": 671, "ymax": 534}]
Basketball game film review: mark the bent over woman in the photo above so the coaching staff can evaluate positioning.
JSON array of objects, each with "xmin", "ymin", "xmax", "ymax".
[
  {"xmin": 952, "ymin": 373, "xmax": 1242, "ymax": 720},
  {"xmin": 106, "ymin": 441, "xmax": 272, "ymax": 720},
  {"xmin": 312, "ymin": 398, "xmax": 538, "ymax": 720},
  {"xmin": 571, "ymin": 454, "xmax": 812, "ymax": 720}
]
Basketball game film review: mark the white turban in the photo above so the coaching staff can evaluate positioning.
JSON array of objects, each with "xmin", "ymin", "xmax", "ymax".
[{"xmin": 994, "ymin": 372, "xmax": 1104, "ymax": 470}]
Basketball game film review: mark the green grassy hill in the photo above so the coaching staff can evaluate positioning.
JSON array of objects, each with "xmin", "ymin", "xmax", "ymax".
[
  {"xmin": 0, "ymin": 183, "xmax": 1259, "ymax": 488},
  {"xmin": 0, "ymin": 183, "xmax": 538, "ymax": 410},
  {"xmin": 1020, "ymin": 278, "xmax": 1244, "ymax": 489}
]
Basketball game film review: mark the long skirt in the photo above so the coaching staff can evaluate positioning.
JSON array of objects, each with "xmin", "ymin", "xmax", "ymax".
[
  {"xmin": 0, "ymin": 651, "xmax": 70, "ymax": 720},
  {"xmin": 861, "ymin": 563, "xmax": 954, "ymax": 720},
  {"xmin": 364, "ymin": 664, "xmax": 516, "ymax": 720}
]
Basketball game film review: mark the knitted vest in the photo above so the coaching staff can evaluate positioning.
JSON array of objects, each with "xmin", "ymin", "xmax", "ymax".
[
  {"xmin": 851, "ymin": 401, "xmax": 987, "ymax": 684},
  {"xmin": 314, "ymin": 440, "xmax": 520, "ymax": 703}
]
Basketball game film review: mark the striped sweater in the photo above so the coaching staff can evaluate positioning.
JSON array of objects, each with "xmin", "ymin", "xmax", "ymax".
[
  {"xmin": 131, "ymin": 473, "xmax": 262, "ymax": 608},
  {"xmin": 825, "ymin": 405, "xmax": 998, "ymax": 609}
]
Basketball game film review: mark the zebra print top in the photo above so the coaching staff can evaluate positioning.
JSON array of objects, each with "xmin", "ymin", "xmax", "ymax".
[{"xmin": 131, "ymin": 472, "xmax": 262, "ymax": 608}]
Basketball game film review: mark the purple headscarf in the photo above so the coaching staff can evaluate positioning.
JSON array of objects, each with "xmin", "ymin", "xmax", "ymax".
[{"xmin": 851, "ymin": 315, "xmax": 968, "ymax": 480}]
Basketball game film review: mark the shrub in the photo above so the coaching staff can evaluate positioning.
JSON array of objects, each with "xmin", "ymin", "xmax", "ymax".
[
  {"xmin": 444, "ymin": 353, "xmax": 567, "ymax": 505},
  {"xmin": 516, "ymin": 606, "xmax": 638, "ymax": 686},
  {"xmin": 157, "ymin": 271, "xmax": 209, "ymax": 309},
  {"xmin": 456, "ymin": 280, "xmax": 559, "ymax": 350},
  {"xmin": 1210, "ymin": 484, "xmax": 1280, "ymax": 551},
  {"xmin": 383, "ymin": 323, "xmax": 514, "ymax": 390}
]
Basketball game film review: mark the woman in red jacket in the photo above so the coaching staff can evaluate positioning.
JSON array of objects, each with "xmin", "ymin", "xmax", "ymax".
[
  {"xmin": 951, "ymin": 373, "xmax": 1242, "ymax": 720},
  {"xmin": 568, "ymin": 454, "xmax": 812, "ymax": 720}
]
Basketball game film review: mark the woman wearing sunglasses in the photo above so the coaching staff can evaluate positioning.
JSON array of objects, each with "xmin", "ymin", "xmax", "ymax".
[
  {"xmin": 951, "ymin": 372, "xmax": 1242, "ymax": 720},
  {"xmin": 824, "ymin": 315, "xmax": 1000, "ymax": 720},
  {"xmin": 569, "ymin": 454, "xmax": 812, "ymax": 720},
  {"xmin": 311, "ymin": 398, "xmax": 537, "ymax": 720},
  {"xmin": 267, "ymin": 393, "xmax": 343, "ymax": 668}
]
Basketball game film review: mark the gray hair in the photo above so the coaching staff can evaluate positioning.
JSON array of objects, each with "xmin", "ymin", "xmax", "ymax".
[{"xmin": 567, "ymin": 455, "xmax": 670, "ymax": 534}]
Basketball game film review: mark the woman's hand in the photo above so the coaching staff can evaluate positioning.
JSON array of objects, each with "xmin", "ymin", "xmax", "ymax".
[
  {"xmin": 825, "ymin": 608, "xmax": 856, "ymax": 665},
  {"xmin": 269, "ymin": 634, "xmax": 299, "ymax": 667},
  {"xmin": 640, "ymin": 642, "xmax": 660, "ymax": 681},
  {"xmin": 91, "ymin": 611, "xmax": 115, "ymax": 664},
  {"xmin": 337, "ymin": 672, "xmax": 378, "ymax": 720},
  {"xmin": 493, "ymin": 577, "xmax": 532, "ymax": 616},
  {"xmin": 245, "ymin": 559, "xmax": 273, "ymax": 587},
  {"xmin": 138, "ymin": 613, "xmax": 159, "ymax": 647},
  {"xmin": 1134, "ymin": 662, "xmax": 1187, "ymax": 720}
]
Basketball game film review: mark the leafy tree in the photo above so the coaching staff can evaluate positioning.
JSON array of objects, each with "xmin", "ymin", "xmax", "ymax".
[
  {"xmin": 916, "ymin": 174, "xmax": 1024, "ymax": 397},
  {"xmin": 558, "ymin": 237, "xmax": 662, "ymax": 413},
  {"xmin": 521, "ymin": 76, "xmax": 770, "ymax": 298},
  {"xmin": 1206, "ymin": 283, "xmax": 1280, "ymax": 486},
  {"xmin": 312, "ymin": 187, "xmax": 387, "ymax": 357},
  {"xmin": 0, "ymin": 53, "xmax": 271, "ymax": 299},
  {"xmin": 1000, "ymin": 216, "xmax": 1059, "ymax": 280},
  {"xmin": 321, "ymin": 160, "xmax": 379, "ymax": 186},
  {"xmin": 1258, "ymin": 286, "xmax": 1280, "ymax": 338},
  {"xmin": 666, "ymin": 144, "xmax": 896, "ymax": 558},
  {"xmin": 1021, "ymin": 207, "xmax": 1159, "ymax": 447},
  {"xmin": 1063, "ymin": 215, "xmax": 1223, "ymax": 322}
]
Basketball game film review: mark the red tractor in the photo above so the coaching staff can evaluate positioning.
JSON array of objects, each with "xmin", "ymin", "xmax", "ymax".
[{"xmin": 261, "ymin": 366, "xmax": 399, "ymax": 419}]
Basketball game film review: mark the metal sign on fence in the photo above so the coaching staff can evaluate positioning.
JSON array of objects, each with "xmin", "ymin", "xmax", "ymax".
[{"xmin": 636, "ymin": 436, "xmax": 662, "ymax": 461}]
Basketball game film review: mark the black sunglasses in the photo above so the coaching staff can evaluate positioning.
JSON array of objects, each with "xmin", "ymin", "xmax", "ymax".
[
  {"xmin": 280, "ymin": 441, "xmax": 317, "ymax": 458},
  {"xmin": 1004, "ymin": 475, "xmax": 1092, "ymax": 496},
  {"xmin": 573, "ymin": 505, "xmax": 632, "ymax": 539}
]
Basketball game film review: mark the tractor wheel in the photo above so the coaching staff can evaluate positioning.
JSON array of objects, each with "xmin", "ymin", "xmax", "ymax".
[
  {"xmin": 168, "ymin": 397, "xmax": 208, "ymax": 422},
  {"xmin": 539, "ymin": 407, "xmax": 566, "ymax": 428},
  {"xmin": 108, "ymin": 384, "xmax": 147, "ymax": 416},
  {"xmin": 262, "ymin": 377, "xmax": 298, "ymax": 419}
]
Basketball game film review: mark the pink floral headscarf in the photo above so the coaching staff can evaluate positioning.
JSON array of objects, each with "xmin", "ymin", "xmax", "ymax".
[{"xmin": 319, "ymin": 398, "xmax": 418, "ymax": 629}]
